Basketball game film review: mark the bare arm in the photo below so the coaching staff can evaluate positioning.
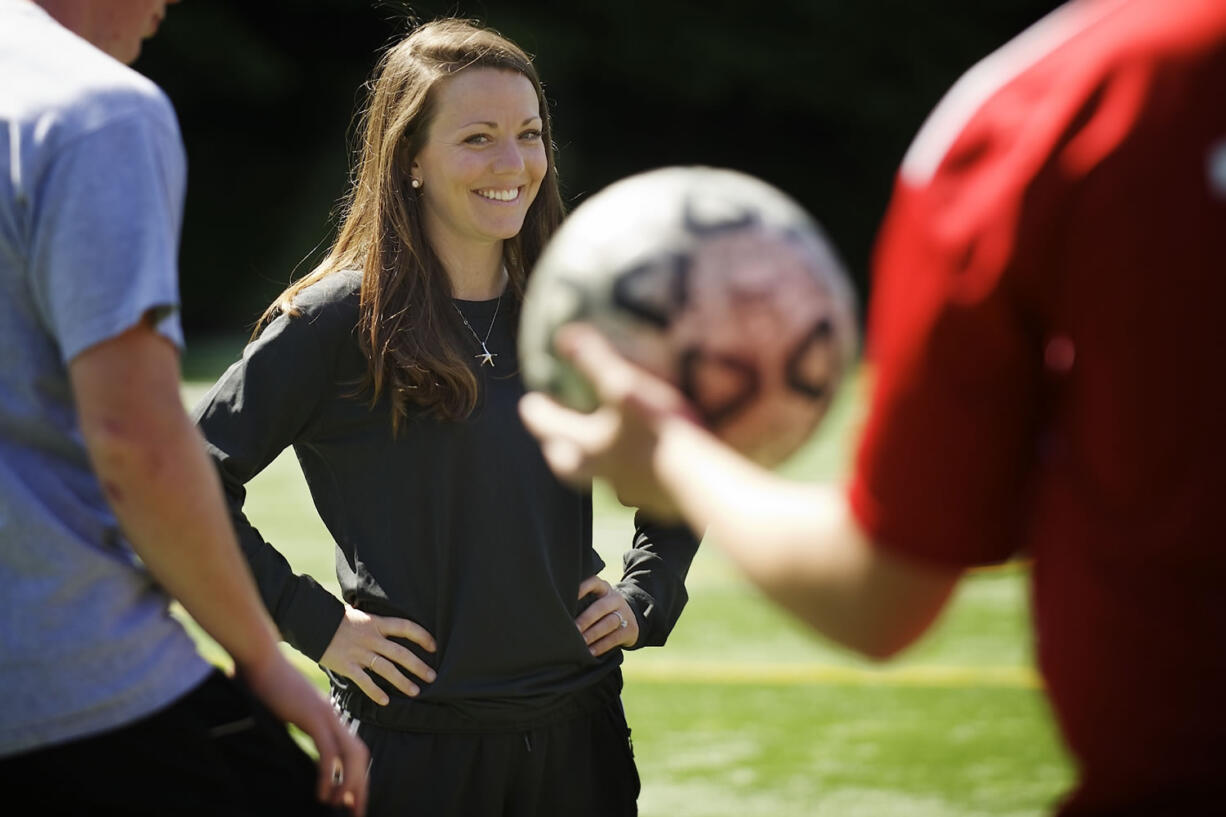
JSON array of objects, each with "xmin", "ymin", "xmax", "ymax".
[
  {"xmin": 652, "ymin": 418, "xmax": 957, "ymax": 658},
  {"xmin": 72, "ymin": 322, "xmax": 283, "ymax": 666},
  {"xmin": 520, "ymin": 325, "xmax": 958, "ymax": 659},
  {"xmin": 69, "ymin": 318, "xmax": 367, "ymax": 815}
]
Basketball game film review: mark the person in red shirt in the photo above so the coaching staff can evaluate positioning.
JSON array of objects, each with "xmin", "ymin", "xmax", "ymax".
[{"xmin": 519, "ymin": 0, "xmax": 1226, "ymax": 812}]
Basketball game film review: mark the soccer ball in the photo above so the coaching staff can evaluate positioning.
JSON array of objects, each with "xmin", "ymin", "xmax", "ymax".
[{"xmin": 519, "ymin": 166, "xmax": 857, "ymax": 467}]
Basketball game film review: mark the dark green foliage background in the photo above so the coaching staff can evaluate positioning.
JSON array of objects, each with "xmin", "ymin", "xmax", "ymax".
[{"xmin": 136, "ymin": 0, "xmax": 1063, "ymax": 336}]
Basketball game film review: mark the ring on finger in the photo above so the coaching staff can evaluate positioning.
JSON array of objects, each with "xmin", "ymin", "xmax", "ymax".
[
  {"xmin": 368, "ymin": 654, "xmax": 379, "ymax": 671},
  {"xmin": 614, "ymin": 611, "xmax": 628, "ymax": 630}
]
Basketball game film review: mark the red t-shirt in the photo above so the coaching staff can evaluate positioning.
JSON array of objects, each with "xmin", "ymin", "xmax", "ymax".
[{"xmin": 849, "ymin": 0, "xmax": 1226, "ymax": 811}]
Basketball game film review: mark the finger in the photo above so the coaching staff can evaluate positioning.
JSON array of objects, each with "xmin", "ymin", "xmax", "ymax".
[
  {"xmin": 318, "ymin": 725, "xmax": 366, "ymax": 816},
  {"xmin": 310, "ymin": 714, "xmax": 342, "ymax": 805},
  {"xmin": 581, "ymin": 610, "xmax": 625, "ymax": 646},
  {"xmin": 519, "ymin": 391, "xmax": 576, "ymax": 439},
  {"xmin": 336, "ymin": 727, "xmax": 370, "ymax": 816},
  {"xmin": 308, "ymin": 711, "xmax": 357, "ymax": 804},
  {"xmin": 555, "ymin": 325, "xmax": 697, "ymax": 424},
  {"xmin": 575, "ymin": 577, "xmax": 614, "ymax": 631},
  {"xmin": 588, "ymin": 624, "xmax": 634, "ymax": 657},
  {"xmin": 575, "ymin": 594, "xmax": 617, "ymax": 633},
  {"xmin": 316, "ymin": 721, "xmax": 368, "ymax": 817},
  {"xmin": 329, "ymin": 757, "xmax": 346, "ymax": 806},
  {"xmin": 518, "ymin": 391, "xmax": 587, "ymax": 434},
  {"xmin": 554, "ymin": 325, "xmax": 637, "ymax": 406},
  {"xmin": 377, "ymin": 642, "xmax": 438, "ymax": 685},
  {"xmin": 577, "ymin": 574, "xmax": 610, "ymax": 599},
  {"xmin": 368, "ymin": 654, "xmax": 421, "ymax": 698},
  {"xmin": 519, "ymin": 394, "xmax": 614, "ymax": 457},
  {"xmin": 541, "ymin": 438, "xmax": 593, "ymax": 484},
  {"xmin": 348, "ymin": 668, "xmax": 390, "ymax": 707},
  {"xmin": 373, "ymin": 615, "xmax": 437, "ymax": 653}
]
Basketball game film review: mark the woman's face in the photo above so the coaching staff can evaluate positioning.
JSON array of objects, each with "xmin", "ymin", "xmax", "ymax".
[{"xmin": 412, "ymin": 67, "xmax": 547, "ymax": 260}]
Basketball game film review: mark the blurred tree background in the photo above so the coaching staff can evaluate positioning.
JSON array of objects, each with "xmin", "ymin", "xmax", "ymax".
[{"xmin": 135, "ymin": 0, "xmax": 1063, "ymax": 340}]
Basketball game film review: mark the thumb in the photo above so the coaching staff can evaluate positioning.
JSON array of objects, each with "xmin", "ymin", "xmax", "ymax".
[
  {"xmin": 578, "ymin": 574, "xmax": 607, "ymax": 599},
  {"xmin": 555, "ymin": 324, "xmax": 638, "ymax": 406}
]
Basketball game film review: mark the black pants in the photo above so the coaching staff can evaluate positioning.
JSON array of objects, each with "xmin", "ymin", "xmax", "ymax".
[
  {"xmin": 352, "ymin": 682, "xmax": 640, "ymax": 816},
  {"xmin": 0, "ymin": 670, "xmax": 344, "ymax": 817}
]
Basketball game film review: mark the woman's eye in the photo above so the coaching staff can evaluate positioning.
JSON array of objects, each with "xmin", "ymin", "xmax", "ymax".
[
  {"xmin": 464, "ymin": 133, "xmax": 491, "ymax": 145},
  {"xmin": 520, "ymin": 129, "xmax": 543, "ymax": 141}
]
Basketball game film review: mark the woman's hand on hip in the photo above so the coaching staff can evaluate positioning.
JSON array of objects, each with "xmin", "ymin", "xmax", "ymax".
[
  {"xmin": 575, "ymin": 575, "xmax": 639, "ymax": 656},
  {"xmin": 320, "ymin": 604, "xmax": 437, "ymax": 706}
]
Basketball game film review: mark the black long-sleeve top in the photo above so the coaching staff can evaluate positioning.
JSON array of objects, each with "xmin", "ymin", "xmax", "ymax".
[{"xmin": 193, "ymin": 269, "xmax": 699, "ymax": 728}]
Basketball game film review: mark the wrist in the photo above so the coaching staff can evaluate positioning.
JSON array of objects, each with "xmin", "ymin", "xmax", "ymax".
[
  {"xmin": 225, "ymin": 620, "xmax": 282, "ymax": 677},
  {"xmin": 615, "ymin": 583, "xmax": 648, "ymax": 649},
  {"xmin": 652, "ymin": 415, "xmax": 707, "ymax": 487}
]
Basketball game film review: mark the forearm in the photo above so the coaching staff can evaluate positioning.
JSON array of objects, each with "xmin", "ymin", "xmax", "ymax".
[
  {"xmin": 194, "ymin": 328, "xmax": 347, "ymax": 660},
  {"xmin": 617, "ymin": 511, "xmax": 700, "ymax": 648},
  {"xmin": 653, "ymin": 419, "xmax": 957, "ymax": 658},
  {"xmin": 211, "ymin": 461, "xmax": 344, "ymax": 661},
  {"xmin": 71, "ymin": 325, "xmax": 282, "ymax": 672},
  {"xmin": 87, "ymin": 408, "xmax": 282, "ymax": 668}
]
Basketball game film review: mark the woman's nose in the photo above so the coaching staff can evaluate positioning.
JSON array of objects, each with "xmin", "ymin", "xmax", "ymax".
[{"xmin": 490, "ymin": 138, "xmax": 526, "ymax": 174}]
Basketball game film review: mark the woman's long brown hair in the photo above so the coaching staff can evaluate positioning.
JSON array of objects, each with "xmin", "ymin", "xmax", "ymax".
[{"xmin": 260, "ymin": 19, "xmax": 564, "ymax": 429}]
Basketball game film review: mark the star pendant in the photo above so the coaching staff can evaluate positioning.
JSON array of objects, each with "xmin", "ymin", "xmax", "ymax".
[{"xmin": 475, "ymin": 347, "xmax": 497, "ymax": 368}]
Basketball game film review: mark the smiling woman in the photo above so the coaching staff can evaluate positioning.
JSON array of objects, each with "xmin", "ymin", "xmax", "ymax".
[
  {"xmin": 190, "ymin": 17, "xmax": 700, "ymax": 817},
  {"xmin": 411, "ymin": 68, "xmax": 548, "ymax": 287}
]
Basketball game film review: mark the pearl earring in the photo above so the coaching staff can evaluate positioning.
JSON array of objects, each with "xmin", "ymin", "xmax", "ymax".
[{"xmin": 411, "ymin": 178, "xmax": 422, "ymax": 189}]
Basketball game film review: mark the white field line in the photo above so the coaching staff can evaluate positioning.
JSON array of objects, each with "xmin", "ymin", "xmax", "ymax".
[{"xmin": 623, "ymin": 660, "xmax": 1041, "ymax": 689}]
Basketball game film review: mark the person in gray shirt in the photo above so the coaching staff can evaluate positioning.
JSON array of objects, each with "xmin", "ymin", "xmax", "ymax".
[{"xmin": 0, "ymin": 1, "xmax": 367, "ymax": 813}]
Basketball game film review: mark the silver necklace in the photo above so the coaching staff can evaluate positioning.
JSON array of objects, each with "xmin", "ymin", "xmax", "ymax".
[{"xmin": 453, "ymin": 294, "xmax": 501, "ymax": 368}]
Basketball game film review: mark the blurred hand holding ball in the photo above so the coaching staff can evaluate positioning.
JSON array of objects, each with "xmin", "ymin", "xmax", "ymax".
[{"xmin": 520, "ymin": 166, "xmax": 858, "ymax": 467}]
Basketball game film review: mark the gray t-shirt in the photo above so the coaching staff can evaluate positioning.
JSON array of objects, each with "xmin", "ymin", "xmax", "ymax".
[{"xmin": 0, "ymin": 1, "xmax": 210, "ymax": 755}]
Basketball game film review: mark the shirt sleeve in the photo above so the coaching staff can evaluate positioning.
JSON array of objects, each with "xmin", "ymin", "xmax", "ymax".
[
  {"xmin": 193, "ymin": 308, "xmax": 346, "ymax": 661},
  {"xmin": 848, "ymin": 165, "xmax": 1045, "ymax": 569},
  {"xmin": 616, "ymin": 512, "xmax": 701, "ymax": 648},
  {"xmin": 28, "ymin": 108, "xmax": 186, "ymax": 362}
]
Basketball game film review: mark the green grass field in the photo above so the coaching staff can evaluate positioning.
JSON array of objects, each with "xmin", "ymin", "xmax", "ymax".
[{"xmin": 181, "ymin": 353, "xmax": 1073, "ymax": 816}]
